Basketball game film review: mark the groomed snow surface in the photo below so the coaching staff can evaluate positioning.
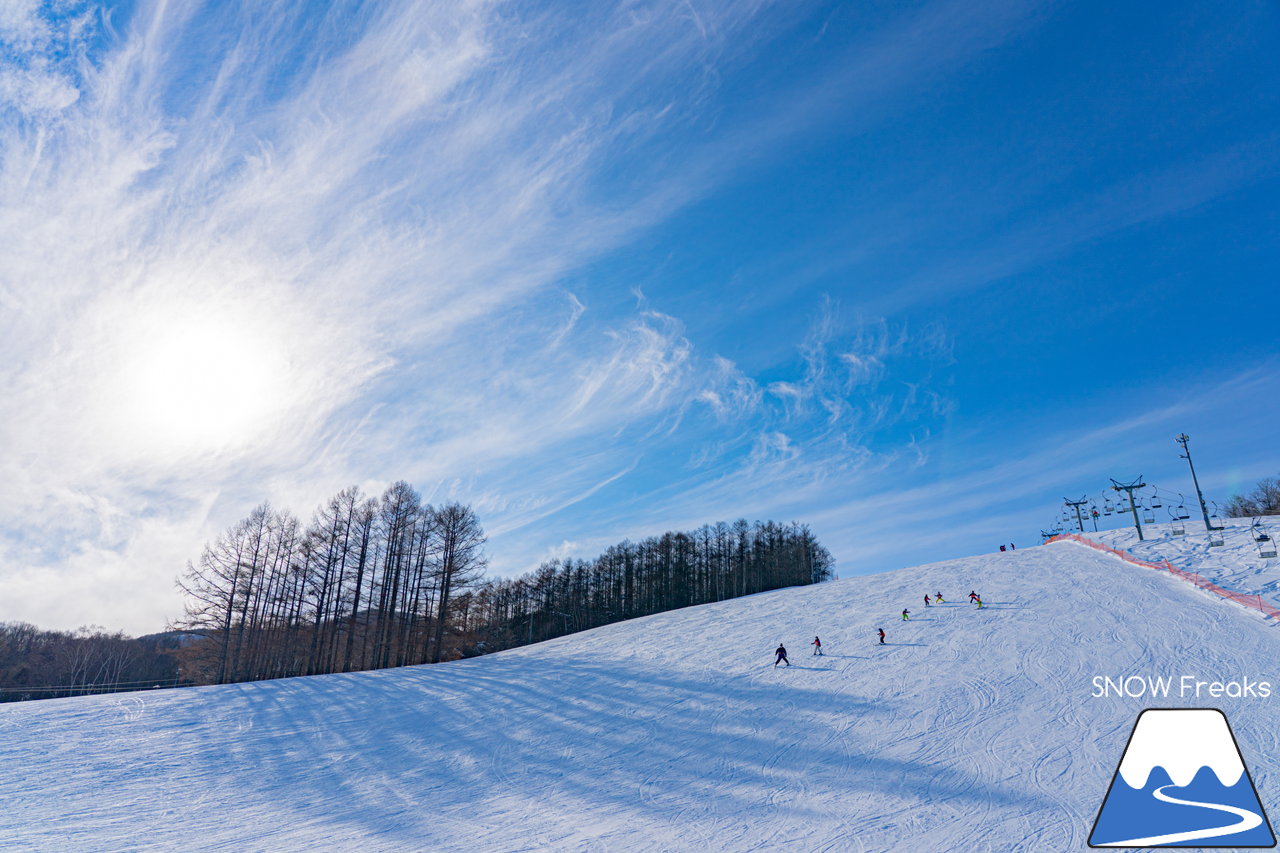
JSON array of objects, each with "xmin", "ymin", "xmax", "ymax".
[
  {"xmin": 4, "ymin": 539, "xmax": 1280, "ymax": 852},
  {"xmin": 1094, "ymin": 515, "xmax": 1280, "ymax": 610}
]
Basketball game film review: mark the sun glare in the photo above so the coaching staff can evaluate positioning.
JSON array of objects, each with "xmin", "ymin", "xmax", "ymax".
[{"xmin": 112, "ymin": 303, "xmax": 292, "ymax": 456}]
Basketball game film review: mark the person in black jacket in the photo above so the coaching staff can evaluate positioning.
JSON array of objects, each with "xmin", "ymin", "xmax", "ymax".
[{"xmin": 774, "ymin": 644, "xmax": 790, "ymax": 666}]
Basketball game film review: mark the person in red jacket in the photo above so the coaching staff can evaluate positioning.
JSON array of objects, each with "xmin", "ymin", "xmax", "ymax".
[
  {"xmin": 924, "ymin": 594, "xmax": 931, "ymax": 607},
  {"xmin": 812, "ymin": 636, "xmax": 823, "ymax": 656},
  {"xmin": 877, "ymin": 628, "xmax": 885, "ymax": 644}
]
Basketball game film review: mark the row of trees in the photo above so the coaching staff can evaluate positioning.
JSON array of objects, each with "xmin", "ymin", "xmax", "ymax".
[
  {"xmin": 0, "ymin": 623, "xmax": 180, "ymax": 703},
  {"xmin": 1227, "ymin": 474, "xmax": 1280, "ymax": 518},
  {"xmin": 464, "ymin": 520, "xmax": 834, "ymax": 653},
  {"xmin": 176, "ymin": 483, "xmax": 834, "ymax": 684},
  {"xmin": 177, "ymin": 482, "xmax": 486, "ymax": 684},
  {"xmin": 3, "ymin": 482, "xmax": 833, "ymax": 698}
]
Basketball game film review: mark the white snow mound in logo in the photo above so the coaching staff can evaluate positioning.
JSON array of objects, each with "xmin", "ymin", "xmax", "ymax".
[{"xmin": 1118, "ymin": 709, "xmax": 1245, "ymax": 789}]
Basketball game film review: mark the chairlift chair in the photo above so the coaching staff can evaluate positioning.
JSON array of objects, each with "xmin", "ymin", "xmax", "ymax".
[
  {"xmin": 1174, "ymin": 495, "xmax": 1190, "ymax": 520},
  {"xmin": 1150, "ymin": 492, "xmax": 1163, "ymax": 509},
  {"xmin": 1142, "ymin": 506, "xmax": 1155, "ymax": 524},
  {"xmin": 1170, "ymin": 508, "xmax": 1186, "ymax": 536},
  {"xmin": 1208, "ymin": 527, "xmax": 1225, "ymax": 547},
  {"xmin": 1254, "ymin": 520, "xmax": 1276, "ymax": 557}
]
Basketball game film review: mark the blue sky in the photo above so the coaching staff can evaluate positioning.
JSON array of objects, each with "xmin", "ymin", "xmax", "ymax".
[{"xmin": 2, "ymin": 0, "xmax": 1279, "ymax": 633}]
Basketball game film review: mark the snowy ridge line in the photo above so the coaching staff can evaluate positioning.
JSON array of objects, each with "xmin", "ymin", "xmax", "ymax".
[{"xmin": 1045, "ymin": 533, "xmax": 1280, "ymax": 621}]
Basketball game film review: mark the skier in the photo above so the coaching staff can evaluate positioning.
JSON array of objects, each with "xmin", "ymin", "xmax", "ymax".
[
  {"xmin": 1010, "ymin": 542, "xmax": 1016, "ymax": 550},
  {"xmin": 999, "ymin": 544, "xmax": 1007, "ymax": 552},
  {"xmin": 877, "ymin": 628, "xmax": 885, "ymax": 645},
  {"xmin": 812, "ymin": 636, "xmax": 823, "ymax": 656},
  {"xmin": 774, "ymin": 644, "xmax": 790, "ymax": 667},
  {"xmin": 969, "ymin": 590, "xmax": 978, "ymax": 604},
  {"xmin": 924, "ymin": 594, "xmax": 931, "ymax": 607},
  {"xmin": 935, "ymin": 591, "xmax": 945, "ymax": 603},
  {"xmin": 901, "ymin": 608, "xmax": 910, "ymax": 621}
]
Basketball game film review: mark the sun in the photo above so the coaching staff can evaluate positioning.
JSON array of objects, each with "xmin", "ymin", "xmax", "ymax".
[{"xmin": 111, "ymin": 300, "xmax": 292, "ymax": 456}]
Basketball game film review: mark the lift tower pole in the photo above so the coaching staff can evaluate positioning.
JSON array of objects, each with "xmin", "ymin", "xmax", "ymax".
[
  {"xmin": 1064, "ymin": 497, "xmax": 1089, "ymax": 533},
  {"xmin": 1111, "ymin": 477, "xmax": 1148, "ymax": 542},
  {"xmin": 1175, "ymin": 433, "xmax": 1216, "ymax": 532}
]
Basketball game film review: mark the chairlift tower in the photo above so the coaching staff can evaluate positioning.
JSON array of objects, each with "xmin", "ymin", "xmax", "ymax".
[
  {"xmin": 1111, "ymin": 476, "xmax": 1148, "ymax": 541},
  {"xmin": 1064, "ymin": 497, "xmax": 1089, "ymax": 533},
  {"xmin": 1176, "ymin": 433, "xmax": 1217, "ymax": 532}
]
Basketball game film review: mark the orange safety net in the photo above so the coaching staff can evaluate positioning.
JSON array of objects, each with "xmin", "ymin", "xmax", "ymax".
[{"xmin": 1044, "ymin": 533, "xmax": 1280, "ymax": 621}]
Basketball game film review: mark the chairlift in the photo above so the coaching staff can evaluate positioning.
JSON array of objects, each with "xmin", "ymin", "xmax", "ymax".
[
  {"xmin": 1260, "ymin": 537, "xmax": 1278, "ymax": 559},
  {"xmin": 1169, "ymin": 508, "xmax": 1186, "ymax": 536},
  {"xmin": 1174, "ymin": 494, "xmax": 1190, "ymax": 520},
  {"xmin": 1142, "ymin": 505, "xmax": 1155, "ymax": 524},
  {"xmin": 1208, "ymin": 527, "xmax": 1225, "ymax": 547},
  {"xmin": 1253, "ymin": 520, "xmax": 1277, "ymax": 557},
  {"xmin": 1150, "ymin": 492, "xmax": 1163, "ymax": 509}
]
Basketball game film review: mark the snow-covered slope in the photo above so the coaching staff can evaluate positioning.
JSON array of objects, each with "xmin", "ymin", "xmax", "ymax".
[
  {"xmin": 3, "ymin": 540, "xmax": 1280, "ymax": 852},
  {"xmin": 1092, "ymin": 515, "xmax": 1280, "ymax": 609}
]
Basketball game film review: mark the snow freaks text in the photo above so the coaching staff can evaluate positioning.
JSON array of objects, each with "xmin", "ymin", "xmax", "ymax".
[{"xmin": 1092, "ymin": 675, "xmax": 1273, "ymax": 700}]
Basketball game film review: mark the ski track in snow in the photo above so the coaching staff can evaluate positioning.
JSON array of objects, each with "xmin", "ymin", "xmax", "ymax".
[{"xmin": 3, "ymin": 540, "xmax": 1280, "ymax": 851}]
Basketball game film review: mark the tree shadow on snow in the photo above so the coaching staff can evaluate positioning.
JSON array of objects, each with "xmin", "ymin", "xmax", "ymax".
[{"xmin": 121, "ymin": 652, "xmax": 1056, "ymax": 849}]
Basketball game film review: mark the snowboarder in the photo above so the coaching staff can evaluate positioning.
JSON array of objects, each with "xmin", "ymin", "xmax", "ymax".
[
  {"xmin": 774, "ymin": 644, "xmax": 790, "ymax": 667},
  {"xmin": 924, "ymin": 594, "xmax": 931, "ymax": 607},
  {"xmin": 877, "ymin": 628, "xmax": 885, "ymax": 645},
  {"xmin": 935, "ymin": 591, "xmax": 945, "ymax": 603},
  {"xmin": 901, "ymin": 608, "xmax": 910, "ymax": 621},
  {"xmin": 976, "ymin": 595, "xmax": 984, "ymax": 609},
  {"xmin": 999, "ymin": 544, "xmax": 1007, "ymax": 552},
  {"xmin": 969, "ymin": 590, "xmax": 978, "ymax": 603},
  {"xmin": 812, "ymin": 636, "xmax": 823, "ymax": 656}
]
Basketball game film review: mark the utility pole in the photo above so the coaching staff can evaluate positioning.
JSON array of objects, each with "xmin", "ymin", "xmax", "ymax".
[
  {"xmin": 1111, "ymin": 476, "xmax": 1148, "ymax": 541},
  {"xmin": 1064, "ymin": 497, "xmax": 1089, "ymax": 533},
  {"xmin": 1175, "ymin": 433, "xmax": 1217, "ymax": 531}
]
